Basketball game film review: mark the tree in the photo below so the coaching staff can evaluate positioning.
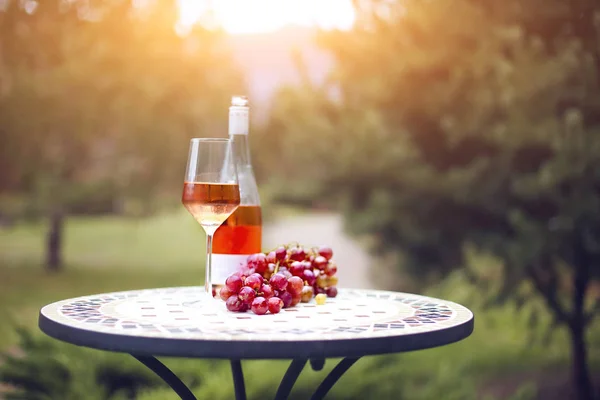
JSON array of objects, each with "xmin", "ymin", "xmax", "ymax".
[
  {"xmin": 262, "ymin": 0, "xmax": 600, "ymax": 398},
  {"xmin": 0, "ymin": 0, "xmax": 242, "ymax": 271}
]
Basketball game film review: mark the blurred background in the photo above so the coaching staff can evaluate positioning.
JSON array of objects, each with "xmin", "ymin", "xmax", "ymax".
[{"xmin": 1, "ymin": 0, "xmax": 599, "ymax": 399}]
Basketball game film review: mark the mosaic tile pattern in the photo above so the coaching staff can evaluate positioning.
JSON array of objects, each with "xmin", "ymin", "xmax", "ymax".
[{"xmin": 41, "ymin": 288, "xmax": 473, "ymax": 341}]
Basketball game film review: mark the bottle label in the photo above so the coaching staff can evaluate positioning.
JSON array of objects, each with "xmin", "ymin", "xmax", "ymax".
[{"xmin": 211, "ymin": 254, "xmax": 250, "ymax": 284}]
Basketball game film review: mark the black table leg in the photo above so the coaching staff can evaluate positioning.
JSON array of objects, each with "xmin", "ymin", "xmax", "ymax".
[
  {"xmin": 131, "ymin": 355, "xmax": 197, "ymax": 400},
  {"xmin": 230, "ymin": 360, "xmax": 247, "ymax": 400},
  {"xmin": 311, "ymin": 357, "xmax": 361, "ymax": 400},
  {"xmin": 310, "ymin": 358, "xmax": 325, "ymax": 371},
  {"xmin": 274, "ymin": 359, "xmax": 307, "ymax": 400},
  {"xmin": 131, "ymin": 355, "xmax": 358, "ymax": 400}
]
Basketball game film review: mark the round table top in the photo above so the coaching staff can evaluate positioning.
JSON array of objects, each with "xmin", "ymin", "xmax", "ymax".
[{"xmin": 39, "ymin": 287, "xmax": 474, "ymax": 360}]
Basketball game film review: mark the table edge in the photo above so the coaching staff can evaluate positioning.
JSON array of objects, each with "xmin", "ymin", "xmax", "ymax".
[{"xmin": 38, "ymin": 310, "xmax": 475, "ymax": 360}]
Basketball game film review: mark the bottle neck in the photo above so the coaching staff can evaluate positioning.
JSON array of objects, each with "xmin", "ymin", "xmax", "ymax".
[
  {"xmin": 228, "ymin": 103, "xmax": 251, "ymax": 167},
  {"xmin": 230, "ymin": 133, "xmax": 252, "ymax": 167}
]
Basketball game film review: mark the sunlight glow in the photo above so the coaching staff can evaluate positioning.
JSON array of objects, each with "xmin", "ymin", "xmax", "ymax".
[{"xmin": 178, "ymin": 0, "xmax": 355, "ymax": 34}]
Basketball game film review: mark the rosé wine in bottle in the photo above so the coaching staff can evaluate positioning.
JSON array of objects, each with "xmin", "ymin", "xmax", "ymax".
[{"xmin": 212, "ymin": 96, "xmax": 262, "ymax": 291}]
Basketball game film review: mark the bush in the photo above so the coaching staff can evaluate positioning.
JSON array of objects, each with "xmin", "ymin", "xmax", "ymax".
[{"xmin": 0, "ymin": 329, "xmax": 164, "ymax": 399}]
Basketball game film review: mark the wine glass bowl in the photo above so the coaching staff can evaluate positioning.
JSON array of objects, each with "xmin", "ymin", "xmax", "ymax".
[
  {"xmin": 182, "ymin": 178, "xmax": 240, "ymax": 233},
  {"xmin": 182, "ymin": 138, "xmax": 241, "ymax": 296}
]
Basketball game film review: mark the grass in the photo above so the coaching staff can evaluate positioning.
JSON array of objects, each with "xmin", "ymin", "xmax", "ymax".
[
  {"xmin": 0, "ymin": 210, "xmax": 205, "ymax": 347},
  {"xmin": 1, "ymin": 211, "xmax": 599, "ymax": 399}
]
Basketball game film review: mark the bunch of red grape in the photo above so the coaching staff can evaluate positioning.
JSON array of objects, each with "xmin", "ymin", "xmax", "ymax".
[{"xmin": 218, "ymin": 244, "xmax": 339, "ymax": 315}]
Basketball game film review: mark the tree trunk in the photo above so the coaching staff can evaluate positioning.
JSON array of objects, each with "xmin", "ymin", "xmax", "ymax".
[
  {"xmin": 46, "ymin": 211, "xmax": 64, "ymax": 272},
  {"xmin": 570, "ymin": 230, "xmax": 595, "ymax": 400},
  {"xmin": 569, "ymin": 322, "xmax": 595, "ymax": 400}
]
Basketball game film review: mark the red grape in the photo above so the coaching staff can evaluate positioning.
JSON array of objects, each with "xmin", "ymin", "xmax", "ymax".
[
  {"xmin": 301, "ymin": 260, "xmax": 312, "ymax": 270},
  {"xmin": 290, "ymin": 261, "xmax": 304, "ymax": 276},
  {"xmin": 280, "ymin": 269, "xmax": 293, "ymax": 279},
  {"xmin": 251, "ymin": 297, "xmax": 268, "ymax": 315},
  {"xmin": 226, "ymin": 295, "xmax": 245, "ymax": 312},
  {"xmin": 270, "ymin": 273, "xmax": 288, "ymax": 291},
  {"xmin": 221, "ymin": 243, "xmax": 337, "ymax": 314},
  {"xmin": 313, "ymin": 255, "xmax": 328, "ymax": 270},
  {"xmin": 290, "ymin": 294, "xmax": 301, "ymax": 307},
  {"xmin": 219, "ymin": 286, "xmax": 234, "ymax": 301},
  {"xmin": 236, "ymin": 268, "xmax": 251, "ymax": 279},
  {"xmin": 245, "ymin": 273, "xmax": 263, "ymax": 290},
  {"xmin": 268, "ymin": 297, "xmax": 283, "ymax": 314},
  {"xmin": 266, "ymin": 251, "xmax": 277, "ymax": 264},
  {"xmin": 325, "ymin": 286, "xmax": 338, "ymax": 298},
  {"xmin": 232, "ymin": 271, "xmax": 246, "ymax": 280},
  {"xmin": 260, "ymin": 283, "xmax": 274, "ymax": 299},
  {"xmin": 287, "ymin": 276, "xmax": 304, "ymax": 295},
  {"xmin": 238, "ymin": 286, "xmax": 256, "ymax": 305},
  {"xmin": 318, "ymin": 246, "xmax": 333, "ymax": 260},
  {"xmin": 226, "ymin": 274, "xmax": 243, "ymax": 293},
  {"xmin": 248, "ymin": 253, "xmax": 268, "ymax": 274},
  {"xmin": 302, "ymin": 269, "xmax": 316, "ymax": 286},
  {"xmin": 314, "ymin": 285, "xmax": 326, "ymax": 295},
  {"xmin": 301, "ymin": 286, "xmax": 314, "ymax": 303},
  {"xmin": 325, "ymin": 262, "xmax": 338, "ymax": 277},
  {"xmin": 275, "ymin": 246, "xmax": 287, "ymax": 261},
  {"xmin": 279, "ymin": 291, "xmax": 293, "ymax": 308},
  {"xmin": 289, "ymin": 246, "xmax": 306, "ymax": 262}
]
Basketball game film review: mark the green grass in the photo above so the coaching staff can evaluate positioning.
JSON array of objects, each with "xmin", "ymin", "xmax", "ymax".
[
  {"xmin": 0, "ymin": 210, "xmax": 206, "ymax": 270},
  {"xmin": 0, "ymin": 210, "xmax": 206, "ymax": 347}
]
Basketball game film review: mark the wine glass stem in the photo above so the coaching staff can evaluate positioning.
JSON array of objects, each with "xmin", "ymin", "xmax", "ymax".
[{"xmin": 205, "ymin": 233, "xmax": 213, "ymax": 296}]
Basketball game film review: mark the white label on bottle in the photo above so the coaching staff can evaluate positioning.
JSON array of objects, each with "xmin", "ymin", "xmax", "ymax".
[{"xmin": 211, "ymin": 254, "xmax": 250, "ymax": 284}]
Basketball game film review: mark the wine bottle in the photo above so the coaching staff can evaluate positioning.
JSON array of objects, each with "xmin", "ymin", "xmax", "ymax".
[{"xmin": 211, "ymin": 96, "xmax": 262, "ymax": 291}]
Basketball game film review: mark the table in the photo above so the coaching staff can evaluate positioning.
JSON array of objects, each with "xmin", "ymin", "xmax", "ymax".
[{"xmin": 38, "ymin": 287, "xmax": 474, "ymax": 400}]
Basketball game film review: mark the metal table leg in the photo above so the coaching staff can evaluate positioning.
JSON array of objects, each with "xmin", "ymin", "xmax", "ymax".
[
  {"xmin": 273, "ymin": 357, "xmax": 360, "ymax": 400},
  {"xmin": 311, "ymin": 357, "xmax": 361, "ymax": 400},
  {"xmin": 274, "ymin": 359, "xmax": 307, "ymax": 400},
  {"xmin": 131, "ymin": 355, "xmax": 359, "ymax": 400},
  {"xmin": 230, "ymin": 360, "xmax": 247, "ymax": 400},
  {"xmin": 310, "ymin": 358, "xmax": 325, "ymax": 371},
  {"xmin": 131, "ymin": 355, "xmax": 197, "ymax": 400}
]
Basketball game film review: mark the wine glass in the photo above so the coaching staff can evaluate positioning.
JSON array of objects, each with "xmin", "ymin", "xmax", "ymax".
[{"xmin": 182, "ymin": 138, "xmax": 240, "ymax": 296}]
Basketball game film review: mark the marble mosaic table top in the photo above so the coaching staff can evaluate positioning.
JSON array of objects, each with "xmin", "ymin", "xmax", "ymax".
[{"xmin": 39, "ymin": 287, "xmax": 474, "ymax": 359}]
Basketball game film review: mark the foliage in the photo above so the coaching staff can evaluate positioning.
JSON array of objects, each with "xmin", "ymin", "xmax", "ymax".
[
  {"xmin": 260, "ymin": 0, "xmax": 600, "ymax": 398},
  {"xmin": 0, "ymin": 0, "xmax": 238, "ymax": 209},
  {"xmin": 0, "ymin": 328, "xmax": 188, "ymax": 400},
  {"xmin": 0, "ymin": 0, "xmax": 242, "ymax": 268}
]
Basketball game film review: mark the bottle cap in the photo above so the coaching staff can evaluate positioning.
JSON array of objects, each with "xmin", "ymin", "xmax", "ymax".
[{"xmin": 231, "ymin": 95, "xmax": 249, "ymax": 107}]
